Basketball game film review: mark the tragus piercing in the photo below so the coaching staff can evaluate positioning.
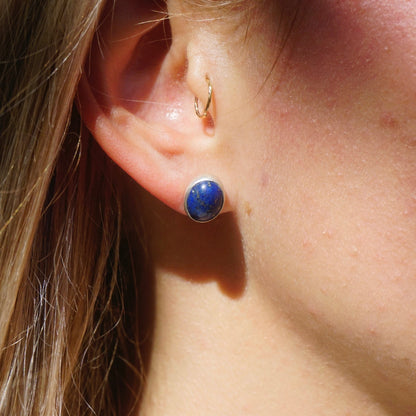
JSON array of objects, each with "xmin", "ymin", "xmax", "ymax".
[
  {"xmin": 184, "ymin": 177, "xmax": 224, "ymax": 223},
  {"xmin": 194, "ymin": 75, "xmax": 212, "ymax": 118}
]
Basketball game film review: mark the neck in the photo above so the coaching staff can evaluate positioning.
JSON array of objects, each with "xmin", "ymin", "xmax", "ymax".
[
  {"xmin": 138, "ymin": 268, "xmax": 388, "ymax": 416},
  {"xmin": 133, "ymin": 196, "xmax": 388, "ymax": 416}
]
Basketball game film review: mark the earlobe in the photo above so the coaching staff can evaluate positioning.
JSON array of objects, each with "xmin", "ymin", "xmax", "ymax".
[{"xmin": 77, "ymin": 0, "xmax": 229, "ymax": 218}]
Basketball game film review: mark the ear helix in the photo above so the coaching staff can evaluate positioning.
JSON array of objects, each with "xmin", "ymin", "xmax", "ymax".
[{"xmin": 185, "ymin": 76, "xmax": 224, "ymax": 223}]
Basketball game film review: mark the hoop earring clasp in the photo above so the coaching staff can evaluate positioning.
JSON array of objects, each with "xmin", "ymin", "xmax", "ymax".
[{"xmin": 194, "ymin": 75, "xmax": 212, "ymax": 118}]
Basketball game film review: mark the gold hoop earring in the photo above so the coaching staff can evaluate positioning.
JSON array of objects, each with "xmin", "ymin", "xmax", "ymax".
[{"xmin": 194, "ymin": 75, "xmax": 212, "ymax": 118}]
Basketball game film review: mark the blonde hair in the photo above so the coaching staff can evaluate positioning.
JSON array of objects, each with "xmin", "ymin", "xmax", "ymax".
[
  {"xmin": 0, "ymin": 0, "xmax": 141, "ymax": 414},
  {"xmin": 0, "ymin": 0, "xmax": 251, "ymax": 414}
]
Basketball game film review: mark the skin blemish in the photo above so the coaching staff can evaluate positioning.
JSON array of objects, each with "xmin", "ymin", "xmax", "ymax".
[
  {"xmin": 279, "ymin": 109, "xmax": 290, "ymax": 120},
  {"xmin": 244, "ymin": 202, "xmax": 252, "ymax": 217},
  {"xmin": 302, "ymin": 237, "xmax": 316, "ymax": 253},
  {"xmin": 379, "ymin": 112, "xmax": 399, "ymax": 129},
  {"xmin": 203, "ymin": 113, "xmax": 215, "ymax": 136},
  {"xmin": 261, "ymin": 172, "xmax": 270, "ymax": 188},
  {"xmin": 400, "ymin": 135, "xmax": 416, "ymax": 148}
]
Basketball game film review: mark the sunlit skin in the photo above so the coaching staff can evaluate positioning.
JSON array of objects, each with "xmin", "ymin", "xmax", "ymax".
[
  {"xmin": 80, "ymin": 0, "xmax": 416, "ymax": 414},
  {"xmin": 230, "ymin": 1, "xmax": 416, "ymax": 412}
]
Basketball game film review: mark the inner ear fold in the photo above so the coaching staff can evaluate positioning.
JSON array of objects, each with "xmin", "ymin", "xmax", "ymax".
[
  {"xmin": 118, "ymin": 15, "xmax": 172, "ymax": 115},
  {"xmin": 86, "ymin": 0, "xmax": 203, "ymax": 140},
  {"xmin": 77, "ymin": 0, "xmax": 215, "ymax": 215},
  {"xmin": 87, "ymin": 0, "xmax": 171, "ymax": 114}
]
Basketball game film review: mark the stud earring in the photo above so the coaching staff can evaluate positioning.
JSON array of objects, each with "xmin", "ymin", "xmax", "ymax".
[
  {"xmin": 184, "ymin": 177, "xmax": 224, "ymax": 223},
  {"xmin": 194, "ymin": 75, "xmax": 212, "ymax": 118}
]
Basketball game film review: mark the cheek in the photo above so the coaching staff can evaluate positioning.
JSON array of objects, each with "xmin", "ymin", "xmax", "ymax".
[
  {"xmin": 237, "ymin": 0, "xmax": 416, "ymax": 362},
  {"xmin": 240, "ymin": 116, "xmax": 416, "ymax": 390},
  {"xmin": 254, "ymin": 93, "xmax": 416, "ymax": 293},
  {"xmin": 287, "ymin": 0, "xmax": 416, "ymax": 87},
  {"xmin": 251, "ymin": 0, "xmax": 416, "ymax": 288},
  {"xmin": 230, "ymin": 0, "xmax": 416, "ymax": 401}
]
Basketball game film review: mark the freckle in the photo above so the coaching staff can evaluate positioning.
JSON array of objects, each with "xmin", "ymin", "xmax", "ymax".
[
  {"xmin": 379, "ymin": 112, "xmax": 399, "ymax": 129},
  {"xmin": 244, "ymin": 202, "xmax": 252, "ymax": 216}
]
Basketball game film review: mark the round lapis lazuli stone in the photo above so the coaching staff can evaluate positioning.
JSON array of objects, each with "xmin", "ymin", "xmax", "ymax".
[{"xmin": 186, "ymin": 179, "xmax": 224, "ymax": 222}]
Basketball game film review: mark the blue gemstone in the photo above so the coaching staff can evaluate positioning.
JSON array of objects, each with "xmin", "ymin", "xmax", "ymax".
[{"xmin": 185, "ymin": 179, "xmax": 224, "ymax": 222}]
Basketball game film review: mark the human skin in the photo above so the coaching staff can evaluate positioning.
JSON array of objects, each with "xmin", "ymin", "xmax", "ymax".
[
  {"xmin": 80, "ymin": 0, "xmax": 416, "ymax": 414},
  {"xmin": 231, "ymin": 1, "xmax": 416, "ymax": 413}
]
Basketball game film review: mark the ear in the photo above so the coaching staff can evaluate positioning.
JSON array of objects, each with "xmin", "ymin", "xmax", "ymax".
[{"xmin": 77, "ymin": 0, "xmax": 230, "ymax": 215}]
